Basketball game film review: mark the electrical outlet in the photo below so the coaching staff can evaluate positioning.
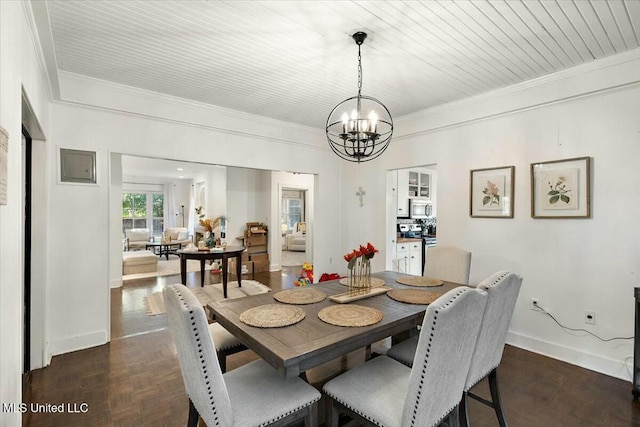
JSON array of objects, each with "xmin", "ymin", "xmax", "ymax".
[
  {"xmin": 584, "ymin": 311, "xmax": 596, "ymax": 325},
  {"xmin": 531, "ymin": 298, "xmax": 540, "ymax": 310}
]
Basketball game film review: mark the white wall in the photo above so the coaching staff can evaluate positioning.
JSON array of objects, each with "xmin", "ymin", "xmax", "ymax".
[
  {"xmin": 0, "ymin": 2, "xmax": 52, "ymax": 425},
  {"xmin": 341, "ymin": 51, "xmax": 640, "ymax": 380},
  {"xmin": 227, "ymin": 167, "xmax": 270, "ymax": 242},
  {"xmin": 109, "ymin": 153, "xmax": 123, "ymax": 289}
]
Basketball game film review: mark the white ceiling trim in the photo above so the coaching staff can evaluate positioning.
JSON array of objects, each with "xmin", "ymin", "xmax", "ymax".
[
  {"xmin": 26, "ymin": 0, "xmax": 59, "ymax": 100},
  {"xmin": 395, "ymin": 46, "xmax": 640, "ymax": 138},
  {"xmin": 56, "ymin": 71, "xmax": 328, "ymax": 150}
]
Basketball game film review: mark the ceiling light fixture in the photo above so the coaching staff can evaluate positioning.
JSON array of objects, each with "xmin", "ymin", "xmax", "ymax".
[{"xmin": 326, "ymin": 32, "xmax": 393, "ymax": 163}]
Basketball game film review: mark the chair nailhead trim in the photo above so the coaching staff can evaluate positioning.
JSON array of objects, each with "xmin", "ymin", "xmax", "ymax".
[
  {"xmin": 325, "ymin": 392, "xmax": 384, "ymax": 426},
  {"xmin": 409, "ymin": 287, "xmax": 468, "ymax": 427},
  {"xmin": 258, "ymin": 396, "xmax": 320, "ymax": 427},
  {"xmin": 171, "ymin": 285, "xmax": 221, "ymax": 424}
]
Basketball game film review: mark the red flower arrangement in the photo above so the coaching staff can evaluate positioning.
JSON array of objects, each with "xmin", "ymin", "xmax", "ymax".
[
  {"xmin": 343, "ymin": 243, "xmax": 377, "ymax": 288},
  {"xmin": 344, "ymin": 242, "xmax": 378, "ymax": 266}
]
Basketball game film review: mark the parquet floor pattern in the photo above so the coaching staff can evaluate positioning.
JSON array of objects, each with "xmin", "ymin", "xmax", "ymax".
[{"xmin": 23, "ymin": 265, "xmax": 640, "ymax": 426}]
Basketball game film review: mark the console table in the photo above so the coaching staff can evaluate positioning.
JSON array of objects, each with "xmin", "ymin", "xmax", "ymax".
[{"xmin": 176, "ymin": 246, "xmax": 246, "ymax": 298}]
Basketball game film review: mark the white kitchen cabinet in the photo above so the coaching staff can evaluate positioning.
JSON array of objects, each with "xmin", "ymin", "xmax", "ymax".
[
  {"xmin": 409, "ymin": 171, "xmax": 431, "ymax": 199},
  {"xmin": 395, "ymin": 240, "xmax": 423, "ymax": 276},
  {"xmin": 396, "ymin": 170, "xmax": 410, "ymax": 216}
]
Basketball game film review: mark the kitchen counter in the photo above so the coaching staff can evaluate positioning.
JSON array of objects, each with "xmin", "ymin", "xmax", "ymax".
[{"xmin": 397, "ymin": 237, "xmax": 423, "ymax": 243}]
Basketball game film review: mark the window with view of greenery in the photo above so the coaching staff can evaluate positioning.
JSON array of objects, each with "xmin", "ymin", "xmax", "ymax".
[{"xmin": 122, "ymin": 192, "xmax": 164, "ymax": 236}]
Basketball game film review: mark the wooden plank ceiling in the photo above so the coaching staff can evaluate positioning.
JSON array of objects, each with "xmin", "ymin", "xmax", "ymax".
[{"xmin": 46, "ymin": 0, "xmax": 640, "ymax": 128}]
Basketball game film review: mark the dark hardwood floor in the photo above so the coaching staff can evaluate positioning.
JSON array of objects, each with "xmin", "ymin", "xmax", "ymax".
[{"xmin": 23, "ymin": 262, "xmax": 640, "ymax": 426}]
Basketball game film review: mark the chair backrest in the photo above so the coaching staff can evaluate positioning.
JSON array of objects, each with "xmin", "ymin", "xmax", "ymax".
[
  {"xmin": 163, "ymin": 284, "xmax": 233, "ymax": 426},
  {"xmin": 423, "ymin": 245, "xmax": 472, "ymax": 285},
  {"xmin": 464, "ymin": 271, "xmax": 523, "ymax": 390},
  {"xmin": 401, "ymin": 286, "xmax": 487, "ymax": 427},
  {"xmin": 125, "ymin": 228, "xmax": 150, "ymax": 242}
]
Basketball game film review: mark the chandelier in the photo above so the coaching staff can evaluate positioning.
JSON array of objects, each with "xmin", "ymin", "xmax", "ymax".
[{"xmin": 326, "ymin": 32, "xmax": 393, "ymax": 163}]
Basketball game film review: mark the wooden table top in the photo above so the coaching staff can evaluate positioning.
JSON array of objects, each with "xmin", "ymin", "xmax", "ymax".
[
  {"xmin": 176, "ymin": 246, "xmax": 245, "ymax": 258},
  {"xmin": 208, "ymin": 271, "xmax": 462, "ymax": 379}
]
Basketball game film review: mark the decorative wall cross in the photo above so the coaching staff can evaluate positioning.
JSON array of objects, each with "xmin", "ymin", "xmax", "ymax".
[{"xmin": 356, "ymin": 186, "xmax": 366, "ymax": 207}]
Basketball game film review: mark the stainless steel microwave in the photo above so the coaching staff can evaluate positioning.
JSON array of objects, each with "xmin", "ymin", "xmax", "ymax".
[{"xmin": 409, "ymin": 199, "xmax": 432, "ymax": 219}]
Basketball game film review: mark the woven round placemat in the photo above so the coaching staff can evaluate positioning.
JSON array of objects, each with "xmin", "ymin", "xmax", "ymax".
[
  {"xmin": 387, "ymin": 289, "xmax": 443, "ymax": 305},
  {"xmin": 395, "ymin": 276, "xmax": 443, "ymax": 287},
  {"xmin": 239, "ymin": 304, "xmax": 305, "ymax": 328},
  {"xmin": 318, "ymin": 304, "xmax": 383, "ymax": 327},
  {"xmin": 273, "ymin": 288, "xmax": 327, "ymax": 305},
  {"xmin": 338, "ymin": 277, "xmax": 386, "ymax": 288}
]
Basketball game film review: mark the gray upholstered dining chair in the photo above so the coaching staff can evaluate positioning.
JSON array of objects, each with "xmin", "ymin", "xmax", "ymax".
[
  {"xmin": 423, "ymin": 245, "xmax": 472, "ymax": 285},
  {"xmin": 386, "ymin": 271, "xmax": 523, "ymax": 427},
  {"xmin": 164, "ymin": 284, "xmax": 321, "ymax": 427},
  {"xmin": 322, "ymin": 286, "xmax": 488, "ymax": 427},
  {"xmin": 459, "ymin": 271, "xmax": 522, "ymax": 427}
]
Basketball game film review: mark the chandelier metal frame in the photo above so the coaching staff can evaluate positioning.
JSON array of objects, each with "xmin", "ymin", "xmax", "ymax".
[{"xmin": 326, "ymin": 32, "xmax": 393, "ymax": 163}]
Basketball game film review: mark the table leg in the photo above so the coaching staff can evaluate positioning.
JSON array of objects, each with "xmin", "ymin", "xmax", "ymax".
[
  {"xmin": 200, "ymin": 260, "xmax": 205, "ymax": 287},
  {"xmin": 222, "ymin": 256, "xmax": 229, "ymax": 298},
  {"xmin": 180, "ymin": 256, "xmax": 187, "ymax": 285},
  {"xmin": 236, "ymin": 253, "xmax": 242, "ymax": 289},
  {"xmin": 164, "ymin": 245, "xmax": 169, "ymax": 261}
]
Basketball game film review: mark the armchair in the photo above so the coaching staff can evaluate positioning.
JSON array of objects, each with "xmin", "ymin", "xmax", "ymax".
[
  {"xmin": 285, "ymin": 222, "xmax": 306, "ymax": 252},
  {"xmin": 124, "ymin": 228, "xmax": 151, "ymax": 251},
  {"xmin": 164, "ymin": 227, "xmax": 193, "ymax": 246}
]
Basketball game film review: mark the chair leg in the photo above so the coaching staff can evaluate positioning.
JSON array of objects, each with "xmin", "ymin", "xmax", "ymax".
[
  {"xmin": 217, "ymin": 351, "xmax": 227, "ymax": 373},
  {"xmin": 325, "ymin": 398, "xmax": 339, "ymax": 427},
  {"xmin": 447, "ymin": 403, "xmax": 461, "ymax": 427},
  {"xmin": 304, "ymin": 401, "xmax": 318, "ymax": 427},
  {"xmin": 187, "ymin": 399, "xmax": 199, "ymax": 427},
  {"xmin": 488, "ymin": 368, "xmax": 508, "ymax": 427},
  {"xmin": 459, "ymin": 392, "xmax": 470, "ymax": 427}
]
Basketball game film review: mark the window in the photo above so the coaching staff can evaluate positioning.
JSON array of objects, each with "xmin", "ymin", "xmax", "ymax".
[
  {"xmin": 281, "ymin": 189, "xmax": 304, "ymax": 232},
  {"xmin": 122, "ymin": 192, "xmax": 164, "ymax": 237}
]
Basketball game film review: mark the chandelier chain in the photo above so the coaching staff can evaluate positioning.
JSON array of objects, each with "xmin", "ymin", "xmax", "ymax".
[{"xmin": 357, "ymin": 44, "xmax": 362, "ymax": 97}]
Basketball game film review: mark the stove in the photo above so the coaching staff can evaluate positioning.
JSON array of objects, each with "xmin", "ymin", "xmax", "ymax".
[{"xmin": 398, "ymin": 224, "xmax": 422, "ymax": 238}]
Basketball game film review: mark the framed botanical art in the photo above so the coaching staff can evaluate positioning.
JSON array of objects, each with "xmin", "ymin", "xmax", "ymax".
[
  {"xmin": 530, "ymin": 156, "xmax": 590, "ymax": 218},
  {"xmin": 470, "ymin": 165, "xmax": 514, "ymax": 218}
]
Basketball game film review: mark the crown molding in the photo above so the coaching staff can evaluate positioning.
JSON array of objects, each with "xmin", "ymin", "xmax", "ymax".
[
  {"xmin": 56, "ymin": 71, "xmax": 328, "ymax": 150},
  {"xmin": 59, "ymin": 71, "xmax": 324, "ymax": 134},
  {"xmin": 25, "ymin": 0, "xmax": 59, "ymax": 100},
  {"xmin": 395, "ymin": 47, "xmax": 640, "ymax": 139}
]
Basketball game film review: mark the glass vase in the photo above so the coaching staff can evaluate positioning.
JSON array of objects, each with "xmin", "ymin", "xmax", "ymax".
[{"xmin": 349, "ymin": 257, "xmax": 371, "ymax": 294}]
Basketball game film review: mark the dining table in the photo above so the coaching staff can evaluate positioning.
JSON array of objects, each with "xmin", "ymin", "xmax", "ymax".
[
  {"xmin": 177, "ymin": 246, "xmax": 246, "ymax": 298},
  {"xmin": 207, "ymin": 270, "xmax": 462, "ymax": 379}
]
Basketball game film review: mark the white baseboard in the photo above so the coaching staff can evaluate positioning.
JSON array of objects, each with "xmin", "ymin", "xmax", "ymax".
[
  {"xmin": 48, "ymin": 330, "xmax": 108, "ymax": 357},
  {"xmin": 506, "ymin": 331, "xmax": 633, "ymax": 382}
]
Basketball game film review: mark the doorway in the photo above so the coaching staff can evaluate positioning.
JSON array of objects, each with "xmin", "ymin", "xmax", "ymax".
[
  {"xmin": 281, "ymin": 188, "xmax": 307, "ymax": 268},
  {"xmin": 21, "ymin": 91, "xmax": 47, "ymax": 374},
  {"xmin": 386, "ymin": 165, "xmax": 438, "ymax": 275},
  {"xmin": 22, "ymin": 127, "xmax": 32, "ymax": 374}
]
